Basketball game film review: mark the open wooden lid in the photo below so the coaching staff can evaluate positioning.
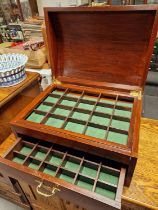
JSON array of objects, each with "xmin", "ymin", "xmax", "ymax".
[{"xmin": 44, "ymin": 6, "xmax": 158, "ymax": 90}]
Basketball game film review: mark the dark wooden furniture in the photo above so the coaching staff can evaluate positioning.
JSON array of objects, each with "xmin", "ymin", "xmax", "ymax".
[
  {"xmin": 0, "ymin": 6, "xmax": 158, "ymax": 210},
  {"xmin": 0, "ymin": 72, "xmax": 40, "ymax": 143}
]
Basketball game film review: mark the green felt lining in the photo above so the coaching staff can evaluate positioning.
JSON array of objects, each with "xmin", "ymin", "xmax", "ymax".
[
  {"xmin": 66, "ymin": 93, "xmax": 80, "ymax": 98},
  {"xmin": 65, "ymin": 122, "xmax": 85, "ymax": 134},
  {"xmin": 100, "ymin": 98, "xmax": 116, "ymax": 105},
  {"xmin": 43, "ymin": 167, "xmax": 56, "ymax": 176},
  {"xmin": 80, "ymin": 165, "xmax": 97, "ymax": 178},
  {"xmin": 95, "ymin": 186, "xmax": 116, "ymax": 200},
  {"xmin": 86, "ymin": 126, "xmax": 106, "ymax": 139},
  {"xmin": 76, "ymin": 179, "xmax": 93, "ymax": 191},
  {"xmin": 12, "ymin": 157, "xmax": 24, "ymax": 164},
  {"xmin": 63, "ymin": 160, "xmax": 80, "ymax": 172},
  {"xmin": 90, "ymin": 115, "xmax": 110, "ymax": 126},
  {"xmin": 59, "ymin": 173, "xmax": 74, "ymax": 183},
  {"xmin": 52, "ymin": 90, "xmax": 64, "ymax": 95},
  {"xmin": 37, "ymin": 104, "xmax": 52, "ymax": 112},
  {"xmin": 111, "ymin": 119, "xmax": 130, "ymax": 131},
  {"xmin": 28, "ymin": 160, "xmax": 39, "ymax": 170},
  {"xmin": 44, "ymin": 96, "xmax": 58, "ymax": 104},
  {"xmin": 27, "ymin": 112, "xmax": 44, "ymax": 123},
  {"xmin": 83, "ymin": 95, "xmax": 98, "ymax": 101},
  {"xmin": 77, "ymin": 103, "xmax": 94, "ymax": 111},
  {"xmin": 117, "ymin": 101, "xmax": 133, "ymax": 108},
  {"xmin": 95, "ymin": 106, "xmax": 113, "ymax": 114},
  {"xmin": 45, "ymin": 117, "xmax": 64, "ymax": 128},
  {"xmin": 20, "ymin": 146, "xmax": 32, "ymax": 155},
  {"xmin": 54, "ymin": 108, "xmax": 71, "ymax": 117},
  {"xmin": 98, "ymin": 171, "xmax": 119, "ymax": 185},
  {"xmin": 114, "ymin": 109, "xmax": 131, "ymax": 118},
  {"xmin": 71, "ymin": 112, "xmax": 90, "ymax": 121},
  {"xmin": 34, "ymin": 151, "xmax": 46, "ymax": 160},
  {"xmin": 49, "ymin": 154, "xmax": 63, "ymax": 166},
  {"xmin": 60, "ymin": 99, "xmax": 77, "ymax": 107},
  {"xmin": 107, "ymin": 131, "xmax": 128, "ymax": 145}
]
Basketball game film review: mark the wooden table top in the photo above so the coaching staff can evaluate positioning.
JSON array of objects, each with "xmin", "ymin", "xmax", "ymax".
[
  {"xmin": 0, "ymin": 118, "xmax": 157, "ymax": 209},
  {"xmin": 0, "ymin": 72, "xmax": 39, "ymax": 108}
]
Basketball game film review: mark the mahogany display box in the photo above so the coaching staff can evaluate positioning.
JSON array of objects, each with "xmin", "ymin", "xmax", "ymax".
[{"xmin": 0, "ymin": 6, "xmax": 158, "ymax": 210}]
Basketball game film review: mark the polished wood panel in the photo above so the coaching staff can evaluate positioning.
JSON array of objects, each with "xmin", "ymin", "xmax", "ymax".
[
  {"xmin": 44, "ymin": 6, "xmax": 158, "ymax": 88},
  {"xmin": 0, "ymin": 72, "xmax": 40, "ymax": 143},
  {"xmin": 123, "ymin": 118, "xmax": 158, "ymax": 209},
  {"xmin": 0, "ymin": 118, "xmax": 157, "ymax": 209}
]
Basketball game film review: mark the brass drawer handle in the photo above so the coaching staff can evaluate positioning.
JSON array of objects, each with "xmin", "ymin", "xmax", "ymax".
[{"xmin": 36, "ymin": 181, "xmax": 60, "ymax": 197}]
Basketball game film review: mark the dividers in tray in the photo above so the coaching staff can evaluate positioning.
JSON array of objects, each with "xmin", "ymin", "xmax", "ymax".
[
  {"xmin": 26, "ymin": 88, "xmax": 134, "ymax": 145},
  {"xmin": 10, "ymin": 139, "xmax": 122, "ymax": 201}
]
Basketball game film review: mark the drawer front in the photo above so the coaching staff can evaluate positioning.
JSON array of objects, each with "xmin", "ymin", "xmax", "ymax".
[
  {"xmin": 0, "ymin": 178, "xmax": 31, "ymax": 210},
  {"xmin": 0, "ymin": 137, "xmax": 126, "ymax": 210}
]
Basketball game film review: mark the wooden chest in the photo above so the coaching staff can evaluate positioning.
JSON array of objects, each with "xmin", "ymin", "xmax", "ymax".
[{"xmin": 0, "ymin": 6, "xmax": 158, "ymax": 210}]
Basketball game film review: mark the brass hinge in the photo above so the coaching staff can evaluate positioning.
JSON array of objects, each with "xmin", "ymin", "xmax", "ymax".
[
  {"xmin": 130, "ymin": 90, "xmax": 142, "ymax": 100},
  {"xmin": 53, "ymin": 77, "xmax": 62, "ymax": 86}
]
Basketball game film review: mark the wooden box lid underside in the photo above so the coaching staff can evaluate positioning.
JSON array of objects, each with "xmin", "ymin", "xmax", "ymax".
[{"xmin": 44, "ymin": 6, "xmax": 158, "ymax": 89}]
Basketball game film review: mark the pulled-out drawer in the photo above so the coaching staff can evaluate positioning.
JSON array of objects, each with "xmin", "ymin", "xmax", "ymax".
[{"xmin": 0, "ymin": 136, "xmax": 126, "ymax": 210}]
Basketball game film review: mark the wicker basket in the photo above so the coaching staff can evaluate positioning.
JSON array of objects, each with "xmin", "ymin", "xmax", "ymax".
[{"xmin": 0, "ymin": 53, "xmax": 28, "ymax": 87}]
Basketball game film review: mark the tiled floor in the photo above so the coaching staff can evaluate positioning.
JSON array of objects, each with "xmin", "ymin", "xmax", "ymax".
[{"xmin": 0, "ymin": 198, "xmax": 24, "ymax": 210}]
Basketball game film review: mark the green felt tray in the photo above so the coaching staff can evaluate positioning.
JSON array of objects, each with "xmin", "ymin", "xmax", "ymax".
[
  {"xmin": 77, "ymin": 103, "xmax": 94, "ymax": 111},
  {"xmin": 71, "ymin": 112, "xmax": 90, "ymax": 121},
  {"xmin": 80, "ymin": 165, "xmax": 97, "ymax": 178},
  {"xmin": 44, "ymin": 96, "xmax": 58, "ymax": 104},
  {"xmin": 34, "ymin": 151, "xmax": 46, "ymax": 160},
  {"xmin": 63, "ymin": 160, "xmax": 80, "ymax": 172},
  {"xmin": 28, "ymin": 160, "xmax": 39, "ymax": 170},
  {"xmin": 45, "ymin": 117, "xmax": 64, "ymax": 128},
  {"xmin": 43, "ymin": 167, "xmax": 56, "ymax": 176},
  {"xmin": 12, "ymin": 157, "xmax": 24, "ymax": 164},
  {"xmin": 98, "ymin": 171, "xmax": 119, "ymax": 185},
  {"xmin": 54, "ymin": 108, "xmax": 71, "ymax": 117},
  {"xmin": 95, "ymin": 186, "xmax": 116, "ymax": 200},
  {"xmin": 60, "ymin": 99, "xmax": 77, "ymax": 107},
  {"xmin": 95, "ymin": 106, "xmax": 113, "ymax": 114},
  {"xmin": 37, "ymin": 104, "xmax": 52, "ymax": 112},
  {"xmin": 86, "ymin": 126, "xmax": 106, "ymax": 139},
  {"xmin": 49, "ymin": 154, "xmax": 63, "ymax": 166},
  {"xmin": 65, "ymin": 122, "xmax": 85, "ymax": 134},
  {"xmin": 20, "ymin": 146, "xmax": 32, "ymax": 155},
  {"xmin": 111, "ymin": 119, "xmax": 130, "ymax": 131},
  {"xmin": 107, "ymin": 131, "xmax": 128, "ymax": 145},
  {"xmin": 27, "ymin": 112, "xmax": 44, "ymax": 123},
  {"xmin": 83, "ymin": 95, "xmax": 98, "ymax": 101},
  {"xmin": 76, "ymin": 179, "xmax": 93, "ymax": 191},
  {"xmin": 90, "ymin": 115, "xmax": 110, "ymax": 126},
  {"xmin": 58, "ymin": 173, "xmax": 74, "ymax": 183},
  {"xmin": 114, "ymin": 109, "xmax": 131, "ymax": 118}
]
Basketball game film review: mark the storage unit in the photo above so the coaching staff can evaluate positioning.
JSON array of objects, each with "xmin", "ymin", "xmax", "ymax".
[
  {"xmin": 0, "ymin": 6, "xmax": 158, "ymax": 210},
  {"xmin": 0, "ymin": 72, "xmax": 40, "ymax": 143}
]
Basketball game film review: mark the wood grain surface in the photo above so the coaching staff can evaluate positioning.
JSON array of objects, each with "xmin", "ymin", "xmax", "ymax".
[
  {"xmin": 123, "ymin": 118, "xmax": 158, "ymax": 209},
  {"xmin": 0, "ymin": 72, "xmax": 40, "ymax": 108},
  {"xmin": 0, "ymin": 118, "xmax": 158, "ymax": 209}
]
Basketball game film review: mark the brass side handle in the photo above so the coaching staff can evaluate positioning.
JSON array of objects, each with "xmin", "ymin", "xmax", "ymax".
[{"xmin": 36, "ymin": 181, "xmax": 60, "ymax": 197}]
